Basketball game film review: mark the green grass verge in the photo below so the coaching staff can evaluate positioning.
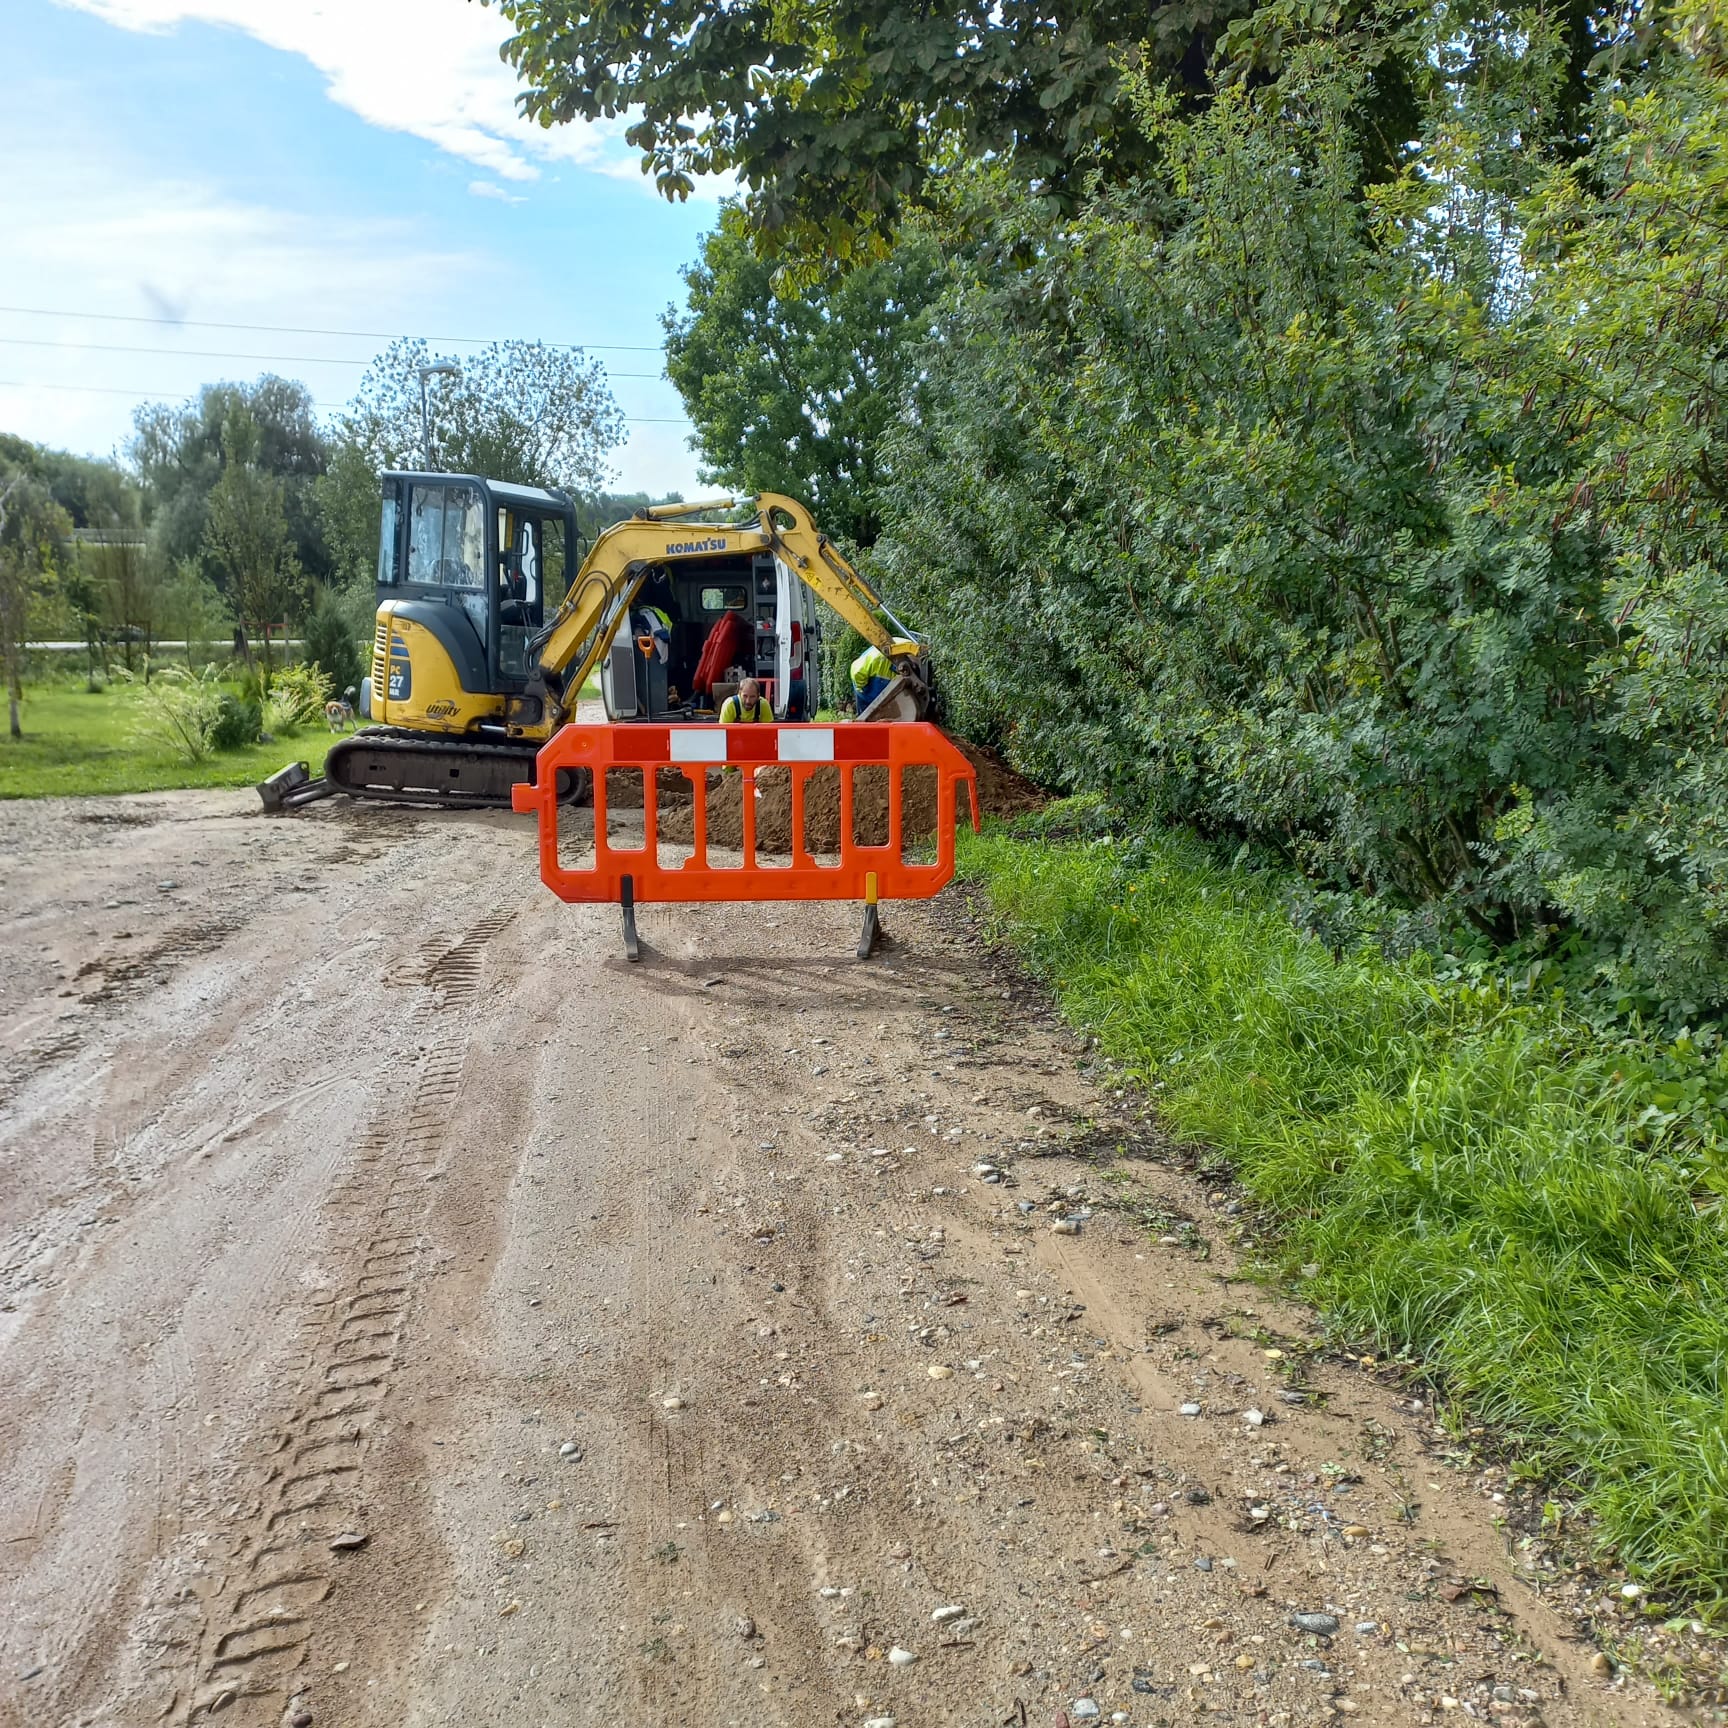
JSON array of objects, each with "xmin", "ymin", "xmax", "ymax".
[
  {"xmin": 963, "ymin": 818, "xmax": 1728, "ymax": 1596},
  {"xmin": 0, "ymin": 681, "xmax": 337, "ymax": 798}
]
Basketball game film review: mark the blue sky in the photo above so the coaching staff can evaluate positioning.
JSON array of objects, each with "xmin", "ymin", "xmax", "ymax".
[{"xmin": 0, "ymin": 1, "xmax": 720, "ymax": 492}]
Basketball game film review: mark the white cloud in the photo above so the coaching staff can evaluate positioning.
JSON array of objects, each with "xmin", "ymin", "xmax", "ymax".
[
  {"xmin": 468, "ymin": 180, "xmax": 524, "ymax": 204},
  {"xmin": 55, "ymin": 0, "xmax": 631, "ymax": 182},
  {"xmin": 0, "ymin": 136, "xmax": 487, "ymax": 459}
]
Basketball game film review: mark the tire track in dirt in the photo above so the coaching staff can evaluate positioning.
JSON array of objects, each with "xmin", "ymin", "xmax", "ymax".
[{"xmin": 125, "ymin": 906, "xmax": 519, "ymax": 1725}]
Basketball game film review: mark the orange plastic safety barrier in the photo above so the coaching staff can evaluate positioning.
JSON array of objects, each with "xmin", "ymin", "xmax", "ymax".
[{"xmin": 511, "ymin": 722, "xmax": 981, "ymax": 959}]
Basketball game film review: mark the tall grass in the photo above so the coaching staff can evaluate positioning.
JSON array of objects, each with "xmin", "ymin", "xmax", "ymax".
[{"xmin": 964, "ymin": 821, "xmax": 1728, "ymax": 1594}]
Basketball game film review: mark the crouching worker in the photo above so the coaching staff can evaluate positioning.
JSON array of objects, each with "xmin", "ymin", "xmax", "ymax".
[
  {"xmin": 850, "ymin": 644, "xmax": 893, "ymax": 713},
  {"xmin": 719, "ymin": 677, "xmax": 773, "ymax": 724}
]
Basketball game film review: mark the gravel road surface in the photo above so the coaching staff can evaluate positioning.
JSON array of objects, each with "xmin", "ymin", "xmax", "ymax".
[{"xmin": 0, "ymin": 791, "xmax": 1670, "ymax": 1728}]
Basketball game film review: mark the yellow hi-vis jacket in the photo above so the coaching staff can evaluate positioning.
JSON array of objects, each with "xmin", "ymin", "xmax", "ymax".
[
  {"xmin": 718, "ymin": 693, "xmax": 773, "ymax": 723},
  {"xmin": 850, "ymin": 644, "xmax": 893, "ymax": 690}
]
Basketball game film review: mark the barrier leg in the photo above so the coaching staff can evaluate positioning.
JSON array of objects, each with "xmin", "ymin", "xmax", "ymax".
[
  {"xmin": 857, "ymin": 871, "xmax": 881, "ymax": 962},
  {"xmin": 621, "ymin": 873, "xmax": 640, "ymax": 963}
]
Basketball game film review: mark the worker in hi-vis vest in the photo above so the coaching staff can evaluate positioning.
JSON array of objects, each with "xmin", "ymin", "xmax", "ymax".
[
  {"xmin": 851, "ymin": 643, "xmax": 893, "ymax": 711},
  {"xmin": 718, "ymin": 677, "xmax": 773, "ymax": 724}
]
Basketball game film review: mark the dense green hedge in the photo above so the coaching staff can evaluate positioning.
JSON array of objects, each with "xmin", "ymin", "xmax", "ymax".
[{"xmin": 875, "ymin": 16, "xmax": 1728, "ymax": 1024}]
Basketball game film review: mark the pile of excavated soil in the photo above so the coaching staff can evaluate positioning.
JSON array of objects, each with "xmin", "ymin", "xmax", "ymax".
[
  {"xmin": 603, "ymin": 766, "xmax": 695, "ymax": 809},
  {"xmin": 653, "ymin": 737, "xmax": 1044, "ymax": 854}
]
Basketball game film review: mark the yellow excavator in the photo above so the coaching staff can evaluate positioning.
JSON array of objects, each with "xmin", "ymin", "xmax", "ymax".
[{"xmin": 261, "ymin": 472, "xmax": 930, "ymax": 810}]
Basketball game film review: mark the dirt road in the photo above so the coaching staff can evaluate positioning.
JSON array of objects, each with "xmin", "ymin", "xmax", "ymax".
[{"xmin": 0, "ymin": 790, "xmax": 1673, "ymax": 1728}]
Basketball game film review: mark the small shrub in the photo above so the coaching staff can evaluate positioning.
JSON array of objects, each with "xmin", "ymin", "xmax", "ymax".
[
  {"xmin": 262, "ymin": 662, "xmax": 332, "ymax": 737},
  {"xmin": 130, "ymin": 665, "xmax": 223, "ymax": 763},
  {"xmin": 210, "ymin": 691, "xmax": 262, "ymax": 751}
]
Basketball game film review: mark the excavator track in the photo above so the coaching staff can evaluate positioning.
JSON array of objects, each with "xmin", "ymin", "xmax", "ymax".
[{"xmin": 320, "ymin": 727, "xmax": 590, "ymax": 810}]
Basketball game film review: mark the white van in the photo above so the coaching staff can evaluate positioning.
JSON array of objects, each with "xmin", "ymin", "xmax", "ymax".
[{"xmin": 600, "ymin": 550, "xmax": 822, "ymax": 722}]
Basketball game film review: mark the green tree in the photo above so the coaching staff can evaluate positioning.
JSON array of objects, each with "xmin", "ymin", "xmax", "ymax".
[
  {"xmin": 313, "ymin": 437, "xmax": 388, "ymax": 594},
  {"xmin": 338, "ymin": 337, "xmax": 625, "ymax": 493},
  {"xmin": 0, "ymin": 471, "xmax": 70, "ymax": 738},
  {"xmin": 302, "ymin": 585, "xmax": 366, "ymax": 698},
  {"xmin": 664, "ymin": 202, "xmax": 947, "ymax": 545},
  {"xmin": 157, "ymin": 558, "xmax": 231, "ymax": 670},
  {"xmin": 1474, "ymin": 0, "xmax": 1728, "ymax": 1013},
  {"xmin": 131, "ymin": 376, "xmax": 330, "ymax": 588},
  {"xmin": 496, "ymin": 0, "xmax": 1618, "ymax": 259},
  {"xmin": 203, "ymin": 412, "xmax": 305, "ymax": 689},
  {"xmin": 492, "ymin": 0, "xmax": 1264, "ymax": 257},
  {"xmin": 0, "ymin": 433, "xmax": 139, "ymax": 530}
]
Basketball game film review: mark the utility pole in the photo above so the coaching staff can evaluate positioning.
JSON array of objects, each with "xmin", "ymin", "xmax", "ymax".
[{"xmin": 415, "ymin": 361, "xmax": 461, "ymax": 469}]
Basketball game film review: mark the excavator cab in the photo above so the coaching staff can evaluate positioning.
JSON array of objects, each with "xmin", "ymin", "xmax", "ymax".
[{"xmin": 360, "ymin": 472, "xmax": 577, "ymax": 737}]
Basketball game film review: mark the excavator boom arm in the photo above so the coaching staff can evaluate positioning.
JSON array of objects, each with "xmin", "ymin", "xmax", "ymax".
[{"xmin": 752, "ymin": 493, "xmax": 912, "ymax": 655}]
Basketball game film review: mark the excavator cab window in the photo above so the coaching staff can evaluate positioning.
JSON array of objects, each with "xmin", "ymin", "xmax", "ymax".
[
  {"xmin": 376, "ymin": 483, "xmax": 400, "ymax": 587},
  {"xmin": 497, "ymin": 508, "xmax": 568, "ymax": 683},
  {"xmin": 407, "ymin": 484, "xmax": 485, "ymax": 590}
]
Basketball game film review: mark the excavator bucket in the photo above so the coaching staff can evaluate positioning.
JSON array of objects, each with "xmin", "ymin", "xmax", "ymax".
[{"xmin": 856, "ymin": 672, "xmax": 930, "ymax": 723}]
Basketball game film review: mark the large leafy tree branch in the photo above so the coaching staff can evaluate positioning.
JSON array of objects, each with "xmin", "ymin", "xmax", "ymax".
[
  {"xmin": 491, "ymin": 0, "xmax": 1267, "ymax": 257},
  {"xmin": 485, "ymin": 0, "xmax": 1634, "ymax": 259}
]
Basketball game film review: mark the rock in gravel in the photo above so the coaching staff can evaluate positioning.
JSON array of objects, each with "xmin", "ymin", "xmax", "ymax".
[
  {"xmin": 328, "ymin": 1530, "xmax": 368, "ymax": 1552},
  {"xmin": 733, "ymin": 1615, "xmax": 756, "ymax": 1639},
  {"xmin": 927, "ymin": 1365, "xmax": 954, "ymax": 1381},
  {"xmin": 863, "ymin": 1718, "xmax": 897, "ymax": 1728},
  {"xmin": 859, "ymin": 1391, "xmax": 885, "ymax": 1409},
  {"xmin": 1589, "ymin": 1652, "xmax": 1614, "ymax": 1677},
  {"xmin": 289, "ymin": 1712, "xmax": 313, "ymax": 1728},
  {"xmin": 559, "ymin": 1441, "xmax": 582, "ymax": 1459},
  {"xmin": 1243, "ymin": 1408, "xmax": 1266, "ymax": 1426},
  {"xmin": 887, "ymin": 1646, "xmax": 918, "ymax": 1666},
  {"xmin": 1179, "ymin": 1402, "xmax": 1202, "ymax": 1417},
  {"xmin": 1072, "ymin": 1701, "xmax": 1101, "ymax": 1720},
  {"xmin": 931, "ymin": 1604, "xmax": 966, "ymax": 1622},
  {"xmin": 1355, "ymin": 1621, "xmax": 1379, "ymax": 1635},
  {"xmin": 1289, "ymin": 1612, "xmax": 1341, "ymax": 1637},
  {"xmin": 661, "ymin": 1396, "xmax": 686, "ymax": 1411},
  {"xmin": 1050, "ymin": 1219, "xmax": 1080, "ymax": 1236}
]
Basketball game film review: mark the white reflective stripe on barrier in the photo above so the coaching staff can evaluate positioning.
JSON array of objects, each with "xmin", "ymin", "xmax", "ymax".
[
  {"xmin": 669, "ymin": 729, "xmax": 729, "ymax": 763},
  {"xmin": 777, "ymin": 728, "xmax": 836, "ymax": 763}
]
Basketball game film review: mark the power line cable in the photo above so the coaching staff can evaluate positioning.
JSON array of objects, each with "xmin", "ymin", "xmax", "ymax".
[
  {"xmin": 0, "ymin": 334, "xmax": 667, "ymax": 377},
  {"xmin": 0, "ymin": 303, "xmax": 664, "ymax": 352}
]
